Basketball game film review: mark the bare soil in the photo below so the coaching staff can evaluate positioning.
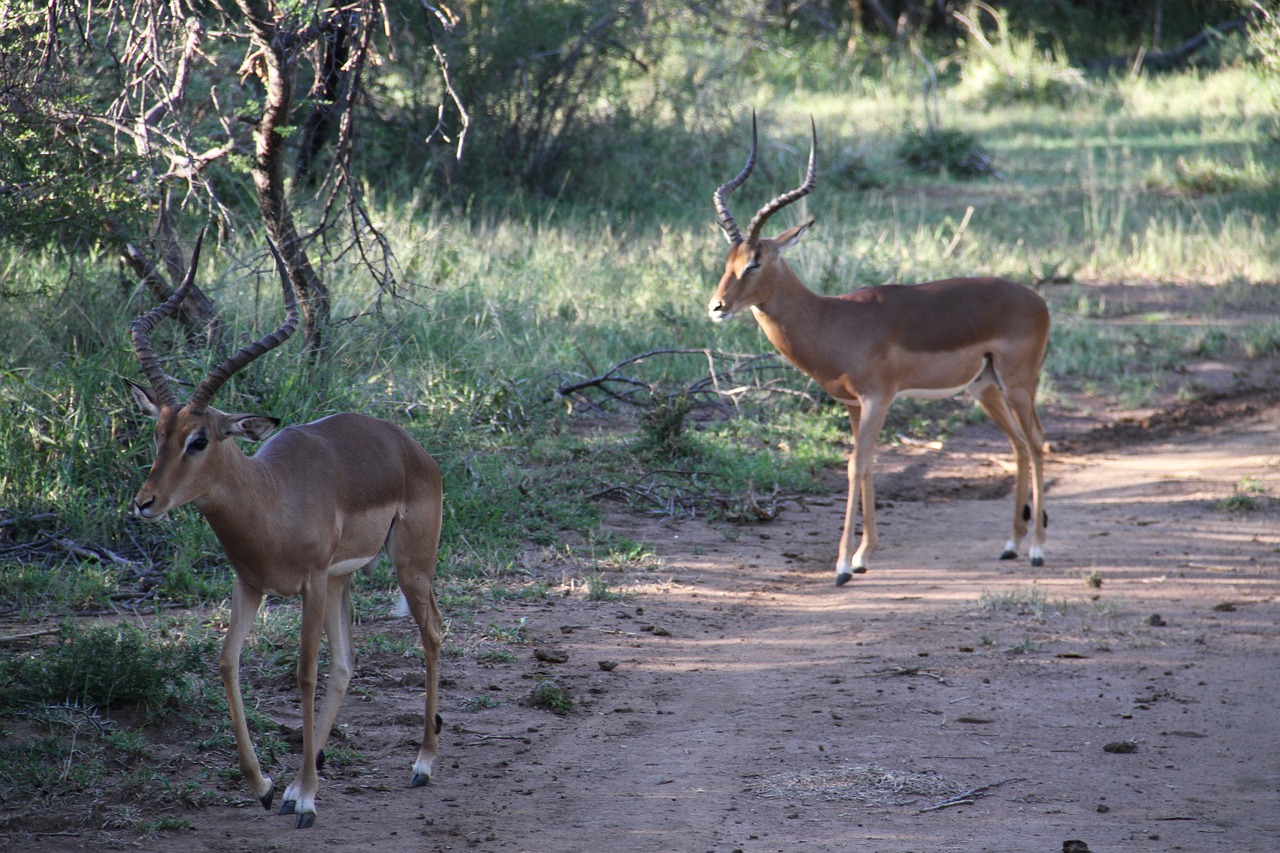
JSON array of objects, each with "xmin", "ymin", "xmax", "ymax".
[{"xmin": 7, "ymin": 327, "xmax": 1280, "ymax": 853}]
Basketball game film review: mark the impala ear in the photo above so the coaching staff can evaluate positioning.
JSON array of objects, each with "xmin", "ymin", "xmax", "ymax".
[
  {"xmin": 221, "ymin": 413, "xmax": 281, "ymax": 442},
  {"xmin": 128, "ymin": 380, "xmax": 163, "ymax": 419},
  {"xmin": 773, "ymin": 218, "xmax": 814, "ymax": 251}
]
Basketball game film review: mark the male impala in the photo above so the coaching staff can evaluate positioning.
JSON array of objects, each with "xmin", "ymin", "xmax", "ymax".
[
  {"xmin": 708, "ymin": 118, "xmax": 1050, "ymax": 586},
  {"xmin": 128, "ymin": 232, "xmax": 444, "ymax": 828}
]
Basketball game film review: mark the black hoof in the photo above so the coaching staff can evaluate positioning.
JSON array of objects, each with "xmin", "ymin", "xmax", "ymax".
[
  {"xmin": 411, "ymin": 772, "xmax": 431, "ymax": 788},
  {"xmin": 999, "ymin": 550, "xmax": 1017, "ymax": 561},
  {"xmin": 259, "ymin": 786, "xmax": 275, "ymax": 812},
  {"xmin": 1030, "ymin": 556, "xmax": 1045, "ymax": 568},
  {"xmin": 279, "ymin": 799, "xmax": 296, "ymax": 816},
  {"xmin": 295, "ymin": 812, "xmax": 315, "ymax": 829},
  {"xmin": 835, "ymin": 573, "xmax": 853, "ymax": 587}
]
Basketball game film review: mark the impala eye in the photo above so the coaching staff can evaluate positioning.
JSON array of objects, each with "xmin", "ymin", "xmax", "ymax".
[
  {"xmin": 742, "ymin": 257, "xmax": 761, "ymax": 274},
  {"xmin": 186, "ymin": 433, "xmax": 209, "ymax": 454}
]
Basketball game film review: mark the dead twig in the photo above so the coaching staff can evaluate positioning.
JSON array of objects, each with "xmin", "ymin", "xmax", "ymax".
[
  {"xmin": 557, "ymin": 348, "xmax": 811, "ymax": 411},
  {"xmin": 918, "ymin": 777, "xmax": 1022, "ymax": 813},
  {"xmin": 0, "ymin": 627, "xmax": 61, "ymax": 644}
]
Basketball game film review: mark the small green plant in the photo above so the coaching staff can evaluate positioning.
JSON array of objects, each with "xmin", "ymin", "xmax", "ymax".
[
  {"xmin": 1082, "ymin": 569, "xmax": 1103, "ymax": 589},
  {"xmin": 360, "ymin": 632, "xmax": 423, "ymax": 659},
  {"xmin": 476, "ymin": 647, "xmax": 517, "ymax": 665},
  {"xmin": 465, "ymin": 694, "xmax": 501, "ymax": 711},
  {"xmin": 1217, "ymin": 477, "xmax": 1267, "ymax": 512},
  {"xmin": 978, "ymin": 584, "xmax": 1068, "ymax": 619},
  {"xmin": 1089, "ymin": 595, "xmax": 1125, "ymax": 619},
  {"xmin": 526, "ymin": 679, "xmax": 572, "ymax": 715},
  {"xmin": 318, "ymin": 745, "xmax": 362, "ymax": 767},
  {"xmin": 1005, "ymin": 637, "xmax": 1040, "ymax": 655},
  {"xmin": 585, "ymin": 572, "xmax": 622, "ymax": 602},
  {"xmin": 486, "ymin": 617, "xmax": 528, "ymax": 645}
]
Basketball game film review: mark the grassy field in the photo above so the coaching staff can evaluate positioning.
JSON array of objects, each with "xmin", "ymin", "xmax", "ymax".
[{"xmin": 2, "ymin": 35, "xmax": 1279, "ymax": 834}]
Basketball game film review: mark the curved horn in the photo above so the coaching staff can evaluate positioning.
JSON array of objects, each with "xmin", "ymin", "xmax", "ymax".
[
  {"xmin": 130, "ymin": 228, "xmax": 207, "ymax": 407},
  {"xmin": 745, "ymin": 116, "xmax": 817, "ymax": 246},
  {"xmin": 713, "ymin": 112, "xmax": 758, "ymax": 245},
  {"xmin": 188, "ymin": 237, "xmax": 299, "ymax": 413}
]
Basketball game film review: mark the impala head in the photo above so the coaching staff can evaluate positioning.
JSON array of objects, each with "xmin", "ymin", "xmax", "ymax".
[
  {"xmin": 708, "ymin": 114, "xmax": 817, "ymax": 322},
  {"xmin": 129, "ymin": 231, "xmax": 298, "ymax": 522}
]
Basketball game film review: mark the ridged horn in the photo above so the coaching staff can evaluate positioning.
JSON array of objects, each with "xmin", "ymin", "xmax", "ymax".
[
  {"xmin": 187, "ymin": 237, "xmax": 299, "ymax": 413},
  {"xmin": 713, "ymin": 112, "xmax": 758, "ymax": 245},
  {"xmin": 744, "ymin": 116, "xmax": 817, "ymax": 246},
  {"xmin": 129, "ymin": 228, "xmax": 207, "ymax": 408}
]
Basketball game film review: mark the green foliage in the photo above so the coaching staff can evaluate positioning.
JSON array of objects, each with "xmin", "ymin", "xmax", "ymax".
[
  {"xmin": 584, "ymin": 573, "xmax": 622, "ymax": 601},
  {"xmin": 1145, "ymin": 154, "xmax": 1273, "ymax": 196},
  {"xmin": 636, "ymin": 390, "xmax": 694, "ymax": 458},
  {"xmin": 0, "ymin": 2, "xmax": 149, "ymax": 244},
  {"xmin": 414, "ymin": 0, "xmax": 664, "ymax": 191},
  {"xmin": 953, "ymin": 4, "xmax": 1089, "ymax": 107},
  {"xmin": 525, "ymin": 678, "xmax": 573, "ymax": 715},
  {"xmin": 896, "ymin": 126, "xmax": 997, "ymax": 178},
  {"xmin": 1217, "ymin": 476, "xmax": 1268, "ymax": 512},
  {"xmin": 0, "ymin": 620, "xmax": 216, "ymax": 712}
]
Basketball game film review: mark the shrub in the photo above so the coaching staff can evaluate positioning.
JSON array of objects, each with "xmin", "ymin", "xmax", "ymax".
[
  {"xmin": 896, "ymin": 126, "xmax": 997, "ymax": 178},
  {"xmin": 0, "ymin": 621, "xmax": 215, "ymax": 712},
  {"xmin": 953, "ymin": 3, "xmax": 1088, "ymax": 107}
]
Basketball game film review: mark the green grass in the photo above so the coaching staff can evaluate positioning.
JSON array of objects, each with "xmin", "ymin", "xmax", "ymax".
[
  {"xmin": 1217, "ymin": 476, "xmax": 1269, "ymax": 512},
  {"xmin": 977, "ymin": 585, "xmax": 1069, "ymax": 619}
]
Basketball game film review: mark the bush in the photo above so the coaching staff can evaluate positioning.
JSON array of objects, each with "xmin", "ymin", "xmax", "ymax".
[
  {"xmin": 0, "ymin": 621, "xmax": 215, "ymax": 712},
  {"xmin": 953, "ymin": 3, "xmax": 1088, "ymax": 107},
  {"xmin": 896, "ymin": 126, "xmax": 997, "ymax": 178}
]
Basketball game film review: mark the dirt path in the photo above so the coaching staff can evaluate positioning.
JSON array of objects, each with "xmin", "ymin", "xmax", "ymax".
[{"xmin": 11, "ymin": 392, "xmax": 1280, "ymax": 853}]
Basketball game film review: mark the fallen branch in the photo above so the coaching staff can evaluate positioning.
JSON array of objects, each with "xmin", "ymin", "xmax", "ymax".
[
  {"xmin": 0, "ymin": 627, "xmax": 61, "ymax": 644},
  {"xmin": 918, "ymin": 777, "xmax": 1022, "ymax": 813},
  {"xmin": 557, "ymin": 348, "xmax": 813, "ymax": 411}
]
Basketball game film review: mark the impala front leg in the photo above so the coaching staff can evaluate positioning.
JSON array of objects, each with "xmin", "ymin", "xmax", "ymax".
[
  {"xmin": 220, "ymin": 580, "xmax": 274, "ymax": 811},
  {"xmin": 836, "ymin": 400, "xmax": 888, "ymax": 586},
  {"xmin": 280, "ymin": 577, "xmax": 328, "ymax": 828}
]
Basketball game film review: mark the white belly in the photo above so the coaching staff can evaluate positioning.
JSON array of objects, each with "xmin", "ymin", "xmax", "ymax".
[
  {"xmin": 328, "ymin": 555, "xmax": 378, "ymax": 577},
  {"xmin": 896, "ymin": 381, "xmax": 973, "ymax": 401}
]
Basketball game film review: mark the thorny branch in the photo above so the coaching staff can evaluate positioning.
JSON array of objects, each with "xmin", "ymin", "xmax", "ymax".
[{"xmin": 556, "ymin": 348, "xmax": 820, "ymax": 413}]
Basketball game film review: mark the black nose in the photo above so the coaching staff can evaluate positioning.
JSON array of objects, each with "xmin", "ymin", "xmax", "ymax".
[{"xmin": 134, "ymin": 497, "xmax": 154, "ymax": 514}]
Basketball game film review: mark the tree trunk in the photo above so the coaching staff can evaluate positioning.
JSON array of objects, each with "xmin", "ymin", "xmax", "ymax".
[
  {"xmin": 237, "ymin": 0, "xmax": 330, "ymax": 353},
  {"xmin": 119, "ymin": 237, "xmax": 225, "ymax": 351}
]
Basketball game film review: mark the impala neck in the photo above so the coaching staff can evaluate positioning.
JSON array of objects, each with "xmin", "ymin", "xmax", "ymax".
[
  {"xmin": 193, "ymin": 443, "xmax": 283, "ymax": 564},
  {"xmin": 749, "ymin": 261, "xmax": 831, "ymax": 373}
]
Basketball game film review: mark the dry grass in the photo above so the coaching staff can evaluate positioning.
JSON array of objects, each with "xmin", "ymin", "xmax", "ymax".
[{"xmin": 755, "ymin": 763, "xmax": 964, "ymax": 806}]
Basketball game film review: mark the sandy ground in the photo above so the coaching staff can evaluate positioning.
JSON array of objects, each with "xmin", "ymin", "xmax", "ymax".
[{"xmin": 6, "ymin": 377, "xmax": 1280, "ymax": 853}]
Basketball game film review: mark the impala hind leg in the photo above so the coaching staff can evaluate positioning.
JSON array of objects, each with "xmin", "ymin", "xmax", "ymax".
[
  {"xmin": 1005, "ymin": 385, "xmax": 1047, "ymax": 566},
  {"xmin": 836, "ymin": 400, "xmax": 888, "ymax": 586},
  {"xmin": 388, "ymin": 498, "xmax": 444, "ymax": 789},
  {"xmin": 974, "ymin": 381, "xmax": 1045, "ymax": 567},
  {"xmin": 220, "ymin": 580, "xmax": 274, "ymax": 812}
]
